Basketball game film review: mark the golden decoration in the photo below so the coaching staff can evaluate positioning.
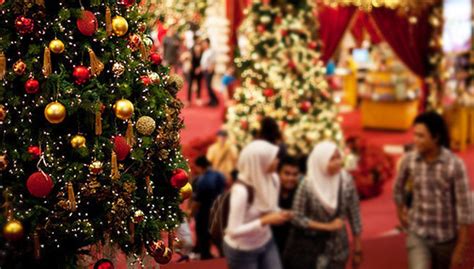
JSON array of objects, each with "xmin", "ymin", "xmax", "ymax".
[
  {"xmin": 13, "ymin": 59, "xmax": 26, "ymax": 75},
  {"xmin": 180, "ymin": 182, "xmax": 193, "ymax": 200},
  {"xmin": 3, "ymin": 219, "xmax": 24, "ymax": 241},
  {"xmin": 70, "ymin": 135, "xmax": 86, "ymax": 148},
  {"xmin": 44, "ymin": 101, "xmax": 66, "ymax": 124},
  {"xmin": 0, "ymin": 154, "xmax": 8, "ymax": 171},
  {"xmin": 323, "ymin": 0, "xmax": 437, "ymax": 13},
  {"xmin": 0, "ymin": 104, "xmax": 6, "ymax": 121},
  {"xmin": 112, "ymin": 16, "xmax": 128, "ymax": 37},
  {"xmin": 113, "ymin": 99, "xmax": 134, "ymax": 120},
  {"xmin": 136, "ymin": 116, "xmax": 156, "ymax": 135},
  {"xmin": 89, "ymin": 160, "xmax": 103, "ymax": 175},
  {"xmin": 48, "ymin": 38, "xmax": 65, "ymax": 54}
]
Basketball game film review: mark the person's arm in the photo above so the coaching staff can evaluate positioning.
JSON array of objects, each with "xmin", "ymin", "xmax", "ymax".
[
  {"xmin": 393, "ymin": 155, "xmax": 410, "ymax": 228},
  {"xmin": 345, "ymin": 176, "xmax": 363, "ymax": 266},
  {"xmin": 450, "ymin": 159, "xmax": 472, "ymax": 268}
]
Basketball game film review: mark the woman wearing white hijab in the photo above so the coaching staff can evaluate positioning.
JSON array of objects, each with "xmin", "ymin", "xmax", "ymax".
[
  {"xmin": 223, "ymin": 140, "xmax": 292, "ymax": 269},
  {"xmin": 283, "ymin": 141, "xmax": 362, "ymax": 269}
]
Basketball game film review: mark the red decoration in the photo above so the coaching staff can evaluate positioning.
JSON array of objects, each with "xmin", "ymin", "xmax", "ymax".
[
  {"xmin": 153, "ymin": 247, "xmax": 173, "ymax": 264},
  {"xmin": 288, "ymin": 60, "xmax": 296, "ymax": 70},
  {"xmin": 170, "ymin": 168, "xmax": 188, "ymax": 189},
  {"xmin": 128, "ymin": 34, "xmax": 141, "ymax": 51},
  {"xmin": 113, "ymin": 136, "xmax": 131, "ymax": 161},
  {"xmin": 118, "ymin": 0, "xmax": 135, "ymax": 7},
  {"xmin": 263, "ymin": 88, "xmax": 274, "ymax": 98},
  {"xmin": 73, "ymin": 65, "xmax": 91, "ymax": 85},
  {"xmin": 141, "ymin": 75, "xmax": 152, "ymax": 86},
  {"xmin": 275, "ymin": 16, "xmax": 282, "ymax": 25},
  {"xmin": 77, "ymin": 10, "xmax": 98, "ymax": 36},
  {"xmin": 299, "ymin": 101, "xmax": 312, "ymax": 113},
  {"xmin": 27, "ymin": 171, "xmax": 54, "ymax": 198},
  {"xmin": 28, "ymin": 146, "xmax": 41, "ymax": 158},
  {"xmin": 94, "ymin": 259, "xmax": 114, "ymax": 269},
  {"xmin": 149, "ymin": 53, "xmax": 162, "ymax": 65},
  {"xmin": 149, "ymin": 240, "xmax": 166, "ymax": 256},
  {"xmin": 15, "ymin": 16, "xmax": 34, "ymax": 35},
  {"xmin": 241, "ymin": 120, "xmax": 249, "ymax": 130},
  {"xmin": 308, "ymin": 41, "xmax": 318, "ymax": 50},
  {"xmin": 0, "ymin": 0, "xmax": 5, "ymax": 5},
  {"xmin": 280, "ymin": 29, "xmax": 288, "ymax": 37},
  {"xmin": 257, "ymin": 24, "xmax": 266, "ymax": 33},
  {"xmin": 25, "ymin": 78, "xmax": 40, "ymax": 94}
]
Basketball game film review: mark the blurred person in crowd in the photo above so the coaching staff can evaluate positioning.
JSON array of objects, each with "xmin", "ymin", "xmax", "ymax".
[
  {"xmin": 223, "ymin": 140, "xmax": 293, "ymax": 269},
  {"xmin": 206, "ymin": 130, "xmax": 239, "ymax": 185},
  {"xmin": 162, "ymin": 26, "xmax": 180, "ymax": 72},
  {"xmin": 394, "ymin": 112, "xmax": 472, "ymax": 269},
  {"xmin": 284, "ymin": 141, "xmax": 362, "ymax": 269},
  {"xmin": 257, "ymin": 117, "xmax": 288, "ymax": 159},
  {"xmin": 272, "ymin": 155, "xmax": 301, "ymax": 254},
  {"xmin": 191, "ymin": 156, "xmax": 226, "ymax": 259},
  {"xmin": 221, "ymin": 65, "xmax": 236, "ymax": 106},
  {"xmin": 186, "ymin": 39, "xmax": 203, "ymax": 106},
  {"xmin": 200, "ymin": 38, "xmax": 219, "ymax": 107}
]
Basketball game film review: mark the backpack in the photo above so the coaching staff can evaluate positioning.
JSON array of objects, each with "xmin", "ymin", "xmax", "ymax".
[{"xmin": 209, "ymin": 180, "xmax": 254, "ymax": 245}]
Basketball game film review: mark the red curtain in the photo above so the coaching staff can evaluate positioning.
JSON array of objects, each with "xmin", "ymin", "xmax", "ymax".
[
  {"xmin": 370, "ymin": 8, "xmax": 433, "ymax": 108},
  {"xmin": 226, "ymin": 0, "xmax": 252, "ymax": 52},
  {"xmin": 351, "ymin": 12, "xmax": 383, "ymax": 47},
  {"xmin": 318, "ymin": 5, "xmax": 357, "ymax": 63}
]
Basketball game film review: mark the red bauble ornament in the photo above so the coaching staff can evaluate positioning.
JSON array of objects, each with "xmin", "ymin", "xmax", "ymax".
[
  {"xmin": 263, "ymin": 88, "xmax": 274, "ymax": 98},
  {"xmin": 149, "ymin": 240, "xmax": 166, "ymax": 256},
  {"xmin": 241, "ymin": 120, "xmax": 249, "ymax": 130},
  {"xmin": 77, "ymin": 10, "xmax": 98, "ymax": 36},
  {"xmin": 281, "ymin": 29, "xmax": 288, "ymax": 37},
  {"xmin": 15, "ymin": 16, "xmax": 34, "ymax": 35},
  {"xmin": 275, "ymin": 16, "xmax": 282, "ymax": 25},
  {"xmin": 118, "ymin": 0, "xmax": 135, "ymax": 7},
  {"xmin": 141, "ymin": 75, "xmax": 152, "ymax": 86},
  {"xmin": 153, "ymin": 247, "xmax": 173, "ymax": 264},
  {"xmin": 128, "ymin": 34, "xmax": 141, "ymax": 51},
  {"xmin": 113, "ymin": 136, "xmax": 131, "ymax": 161},
  {"xmin": 25, "ymin": 78, "xmax": 40, "ymax": 94},
  {"xmin": 170, "ymin": 168, "xmax": 189, "ymax": 189},
  {"xmin": 28, "ymin": 146, "xmax": 41, "ymax": 158},
  {"xmin": 149, "ymin": 53, "xmax": 162, "ymax": 65},
  {"xmin": 288, "ymin": 60, "xmax": 296, "ymax": 70},
  {"xmin": 308, "ymin": 41, "xmax": 318, "ymax": 50},
  {"xmin": 0, "ymin": 0, "xmax": 5, "ymax": 5},
  {"xmin": 300, "ymin": 101, "xmax": 312, "ymax": 113},
  {"xmin": 27, "ymin": 171, "xmax": 54, "ymax": 198},
  {"xmin": 94, "ymin": 259, "xmax": 114, "ymax": 269},
  {"xmin": 73, "ymin": 65, "xmax": 91, "ymax": 85},
  {"xmin": 257, "ymin": 24, "xmax": 266, "ymax": 34}
]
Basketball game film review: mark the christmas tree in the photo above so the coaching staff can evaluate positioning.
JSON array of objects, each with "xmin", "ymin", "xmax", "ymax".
[
  {"xmin": 225, "ymin": 0, "xmax": 343, "ymax": 156},
  {"xmin": 0, "ymin": 0, "xmax": 189, "ymax": 267}
]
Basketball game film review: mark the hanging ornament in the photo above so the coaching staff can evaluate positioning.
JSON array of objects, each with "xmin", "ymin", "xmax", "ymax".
[
  {"xmin": 128, "ymin": 34, "xmax": 141, "ymax": 51},
  {"xmin": 44, "ymin": 101, "xmax": 66, "ymax": 124},
  {"xmin": 125, "ymin": 120, "xmax": 135, "ymax": 146},
  {"xmin": 112, "ymin": 16, "xmax": 128, "ymax": 37},
  {"xmin": 0, "ymin": 52, "xmax": 6, "ymax": 80},
  {"xmin": 288, "ymin": 60, "xmax": 296, "ymax": 70},
  {"xmin": 113, "ymin": 135, "xmax": 131, "ymax": 161},
  {"xmin": 241, "ymin": 119, "xmax": 249, "ymax": 130},
  {"xmin": 28, "ymin": 146, "xmax": 41, "ymax": 158},
  {"xmin": 263, "ymin": 88, "xmax": 275, "ymax": 98},
  {"xmin": 153, "ymin": 247, "xmax": 173, "ymax": 264},
  {"xmin": 0, "ymin": 105, "xmax": 7, "ymax": 122},
  {"xmin": 308, "ymin": 41, "xmax": 318, "ymax": 50},
  {"xmin": 140, "ymin": 75, "xmax": 152, "ymax": 86},
  {"xmin": 95, "ymin": 103, "xmax": 105, "ymax": 136},
  {"xmin": 0, "ymin": 0, "xmax": 5, "ymax": 6},
  {"xmin": 257, "ymin": 24, "xmax": 266, "ymax": 34},
  {"xmin": 148, "ymin": 72, "xmax": 160, "ymax": 84},
  {"xmin": 89, "ymin": 160, "xmax": 103, "ymax": 175},
  {"xmin": 132, "ymin": 210, "xmax": 144, "ymax": 223},
  {"xmin": 77, "ymin": 10, "xmax": 98, "ymax": 36},
  {"xmin": 13, "ymin": 60, "xmax": 26, "ymax": 75},
  {"xmin": 15, "ymin": 16, "xmax": 34, "ymax": 35},
  {"xmin": 88, "ymin": 48, "xmax": 104, "ymax": 76},
  {"xmin": 70, "ymin": 135, "xmax": 86, "ymax": 148},
  {"xmin": 110, "ymin": 150, "xmax": 120, "ymax": 180},
  {"xmin": 93, "ymin": 259, "xmax": 114, "ymax": 269},
  {"xmin": 48, "ymin": 38, "xmax": 65, "ymax": 54},
  {"xmin": 280, "ymin": 29, "xmax": 288, "ymax": 37},
  {"xmin": 0, "ymin": 154, "xmax": 8, "ymax": 171},
  {"xmin": 27, "ymin": 171, "xmax": 54, "ymax": 198},
  {"xmin": 3, "ymin": 220, "xmax": 24, "ymax": 241},
  {"xmin": 136, "ymin": 116, "xmax": 156, "ymax": 135},
  {"xmin": 25, "ymin": 78, "xmax": 40, "ymax": 94},
  {"xmin": 113, "ymin": 99, "xmax": 134, "ymax": 120},
  {"xmin": 149, "ymin": 53, "xmax": 162, "ymax": 65},
  {"xmin": 170, "ymin": 169, "xmax": 189, "ymax": 189},
  {"xmin": 105, "ymin": 6, "xmax": 112, "ymax": 36},
  {"xmin": 137, "ymin": 22, "xmax": 147, "ymax": 33},
  {"xmin": 180, "ymin": 182, "xmax": 193, "ymax": 201},
  {"xmin": 118, "ymin": 0, "xmax": 135, "ymax": 7},
  {"xmin": 42, "ymin": 47, "xmax": 52, "ymax": 77},
  {"xmin": 67, "ymin": 182, "xmax": 77, "ymax": 211},
  {"xmin": 73, "ymin": 65, "xmax": 91, "ymax": 85},
  {"xmin": 299, "ymin": 101, "xmax": 312, "ymax": 113},
  {"xmin": 112, "ymin": 62, "xmax": 125, "ymax": 77}
]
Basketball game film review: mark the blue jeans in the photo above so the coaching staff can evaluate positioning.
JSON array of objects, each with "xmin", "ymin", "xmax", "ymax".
[{"xmin": 223, "ymin": 239, "xmax": 283, "ymax": 269}]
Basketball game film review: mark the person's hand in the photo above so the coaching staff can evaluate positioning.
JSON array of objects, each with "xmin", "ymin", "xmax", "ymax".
[
  {"xmin": 261, "ymin": 211, "xmax": 292, "ymax": 226},
  {"xmin": 327, "ymin": 218, "xmax": 344, "ymax": 231},
  {"xmin": 450, "ymin": 244, "xmax": 465, "ymax": 268},
  {"xmin": 397, "ymin": 206, "xmax": 408, "ymax": 228}
]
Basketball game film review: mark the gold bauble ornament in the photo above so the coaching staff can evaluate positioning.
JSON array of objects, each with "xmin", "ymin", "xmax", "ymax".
[
  {"xmin": 70, "ymin": 135, "xmax": 86, "ymax": 148},
  {"xmin": 0, "ymin": 105, "xmax": 6, "ymax": 121},
  {"xmin": 44, "ymin": 101, "xmax": 66, "ymax": 124},
  {"xmin": 49, "ymin": 38, "xmax": 65, "ymax": 54},
  {"xmin": 136, "ymin": 116, "xmax": 156, "ymax": 135},
  {"xmin": 3, "ymin": 219, "xmax": 24, "ymax": 241},
  {"xmin": 89, "ymin": 161, "xmax": 103, "ymax": 175},
  {"xmin": 0, "ymin": 154, "xmax": 8, "ymax": 171},
  {"xmin": 13, "ymin": 59, "xmax": 26, "ymax": 75},
  {"xmin": 112, "ymin": 16, "xmax": 128, "ymax": 37},
  {"xmin": 112, "ymin": 62, "xmax": 125, "ymax": 77},
  {"xmin": 113, "ymin": 99, "xmax": 134, "ymax": 120},
  {"xmin": 180, "ymin": 182, "xmax": 193, "ymax": 201}
]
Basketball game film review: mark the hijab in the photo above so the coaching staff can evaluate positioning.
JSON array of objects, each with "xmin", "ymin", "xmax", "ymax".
[
  {"xmin": 306, "ymin": 141, "xmax": 342, "ymax": 210},
  {"xmin": 237, "ymin": 140, "xmax": 280, "ymax": 213}
]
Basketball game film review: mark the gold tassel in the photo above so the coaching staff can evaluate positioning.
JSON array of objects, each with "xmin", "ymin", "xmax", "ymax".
[
  {"xmin": 67, "ymin": 182, "xmax": 77, "ymax": 211},
  {"xmin": 95, "ymin": 111, "xmax": 102, "ymax": 136},
  {"xmin": 111, "ymin": 150, "xmax": 120, "ymax": 180},
  {"xmin": 106, "ymin": 6, "xmax": 112, "ymax": 36},
  {"xmin": 125, "ymin": 120, "xmax": 135, "ymax": 146},
  {"xmin": 0, "ymin": 52, "xmax": 6, "ymax": 80},
  {"xmin": 88, "ymin": 48, "xmax": 104, "ymax": 76},
  {"xmin": 145, "ymin": 176, "xmax": 152, "ymax": 195},
  {"xmin": 139, "ymin": 40, "xmax": 149, "ymax": 61},
  {"xmin": 42, "ymin": 47, "xmax": 52, "ymax": 77},
  {"xmin": 33, "ymin": 228, "xmax": 41, "ymax": 260}
]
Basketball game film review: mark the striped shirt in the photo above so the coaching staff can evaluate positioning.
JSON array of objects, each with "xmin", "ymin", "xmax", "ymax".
[{"xmin": 394, "ymin": 148, "xmax": 472, "ymax": 243}]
